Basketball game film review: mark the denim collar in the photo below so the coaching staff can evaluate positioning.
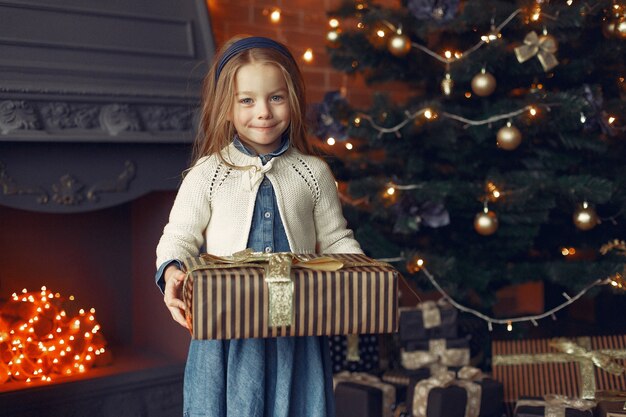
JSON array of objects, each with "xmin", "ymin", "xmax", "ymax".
[{"xmin": 233, "ymin": 132, "xmax": 290, "ymax": 165}]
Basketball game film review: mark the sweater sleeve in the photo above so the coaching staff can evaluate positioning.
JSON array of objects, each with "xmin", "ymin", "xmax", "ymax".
[
  {"xmin": 313, "ymin": 160, "xmax": 363, "ymax": 255},
  {"xmin": 155, "ymin": 159, "xmax": 213, "ymax": 268}
]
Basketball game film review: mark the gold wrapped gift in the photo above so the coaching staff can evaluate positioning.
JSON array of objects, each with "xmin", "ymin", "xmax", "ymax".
[
  {"xmin": 182, "ymin": 250, "xmax": 399, "ymax": 340},
  {"xmin": 492, "ymin": 335, "xmax": 626, "ymax": 401}
]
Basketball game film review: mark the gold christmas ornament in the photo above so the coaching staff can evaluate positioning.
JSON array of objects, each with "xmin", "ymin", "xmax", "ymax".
[
  {"xmin": 474, "ymin": 208, "xmax": 499, "ymax": 236},
  {"xmin": 471, "ymin": 69, "xmax": 497, "ymax": 97},
  {"xmin": 573, "ymin": 202, "xmax": 600, "ymax": 231},
  {"xmin": 388, "ymin": 32, "xmax": 412, "ymax": 57},
  {"xmin": 602, "ymin": 18, "xmax": 618, "ymax": 39},
  {"xmin": 614, "ymin": 17, "xmax": 626, "ymax": 39},
  {"xmin": 514, "ymin": 31, "xmax": 558, "ymax": 72},
  {"xmin": 441, "ymin": 72, "xmax": 454, "ymax": 96},
  {"xmin": 496, "ymin": 122, "xmax": 523, "ymax": 150}
]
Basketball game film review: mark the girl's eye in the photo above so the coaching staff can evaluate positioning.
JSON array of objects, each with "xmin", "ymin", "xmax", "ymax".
[
  {"xmin": 271, "ymin": 95, "xmax": 284, "ymax": 102},
  {"xmin": 239, "ymin": 98, "xmax": 253, "ymax": 105}
]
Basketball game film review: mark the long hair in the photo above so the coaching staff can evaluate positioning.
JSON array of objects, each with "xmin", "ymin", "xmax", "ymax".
[{"xmin": 191, "ymin": 35, "xmax": 312, "ymax": 167}]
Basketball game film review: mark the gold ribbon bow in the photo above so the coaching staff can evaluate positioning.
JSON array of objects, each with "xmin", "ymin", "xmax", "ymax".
[
  {"xmin": 515, "ymin": 395, "xmax": 596, "ymax": 417},
  {"xmin": 401, "ymin": 339, "xmax": 470, "ymax": 373},
  {"xmin": 413, "ymin": 371, "xmax": 482, "ymax": 417},
  {"xmin": 418, "ymin": 300, "xmax": 446, "ymax": 328},
  {"xmin": 492, "ymin": 336, "xmax": 626, "ymax": 399},
  {"xmin": 333, "ymin": 371, "xmax": 397, "ymax": 417},
  {"xmin": 550, "ymin": 338, "xmax": 625, "ymax": 376},
  {"xmin": 514, "ymin": 31, "xmax": 558, "ymax": 72},
  {"xmin": 457, "ymin": 366, "xmax": 486, "ymax": 382}
]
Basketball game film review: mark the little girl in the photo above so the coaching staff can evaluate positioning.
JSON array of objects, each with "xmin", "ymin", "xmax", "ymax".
[{"xmin": 155, "ymin": 35, "xmax": 362, "ymax": 417}]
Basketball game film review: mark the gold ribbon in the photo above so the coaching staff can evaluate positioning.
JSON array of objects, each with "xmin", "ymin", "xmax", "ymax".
[
  {"xmin": 401, "ymin": 338, "xmax": 470, "ymax": 373},
  {"xmin": 333, "ymin": 371, "xmax": 396, "ymax": 417},
  {"xmin": 419, "ymin": 300, "xmax": 447, "ymax": 328},
  {"xmin": 346, "ymin": 334, "xmax": 360, "ymax": 362},
  {"xmin": 186, "ymin": 249, "xmax": 390, "ymax": 328},
  {"xmin": 515, "ymin": 395, "xmax": 596, "ymax": 417},
  {"xmin": 413, "ymin": 370, "xmax": 482, "ymax": 417},
  {"xmin": 514, "ymin": 31, "xmax": 558, "ymax": 72},
  {"xmin": 492, "ymin": 337, "xmax": 626, "ymax": 399}
]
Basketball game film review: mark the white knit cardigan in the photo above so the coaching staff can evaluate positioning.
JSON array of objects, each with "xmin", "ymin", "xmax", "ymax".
[{"xmin": 156, "ymin": 143, "xmax": 362, "ymax": 267}]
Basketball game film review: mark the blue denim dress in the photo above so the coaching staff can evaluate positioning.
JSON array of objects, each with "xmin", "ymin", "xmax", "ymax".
[{"xmin": 159, "ymin": 136, "xmax": 336, "ymax": 417}]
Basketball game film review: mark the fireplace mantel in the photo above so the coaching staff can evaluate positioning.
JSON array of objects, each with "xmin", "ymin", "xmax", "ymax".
[{"xmin": 0, "ymin": 0, "xmax": 215, "ymax": 213}]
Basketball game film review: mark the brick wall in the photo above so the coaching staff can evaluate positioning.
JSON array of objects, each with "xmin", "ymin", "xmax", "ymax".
[{"xmin": 206, "ymin": 0, "xmax": 410, "ymax": 108}]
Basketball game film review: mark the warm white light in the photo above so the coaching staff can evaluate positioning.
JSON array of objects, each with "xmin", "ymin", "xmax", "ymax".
[
  {"xmin": 269, "ymin": 8, "xmax": 281, "ymax": 23},
  {"xmin": 303, "ymin": 48, "xmax": 314, "ymax": 63},
  {"xmin": 386, "ymin": 187, "xmax": 395, "ymax": 195},
  {"xmin": 377, "ymin": 30, "xmax": 385, "ymax": 38},
  {"xmin": 329, "ymin": 18, "xmax": 339, "ymax": 28},
  {"xmin": 424, "ymin": 109, "xmax": 433, "ymax": 119},
  {"xmin": 506, "ymin": 321, "xmax": 513, "ymax": 331},
  {"xmin": 608, "ymin": 116, "xmax": 616, "ymax": 125},
  {"xmin": 529, "ymin": 107, "xmax": 537, "ymax": 116},
  {"xmin": 345, "ymin": 142, "xmax": 353, "ymax": 150},
  {"xmin": 327, "ymin": 137, "xmax": 336, "ymax": 146},
  {"xmin": 327, "ymin": 31, "xmax": 339, "ymax": 42},
  {"xmin": 444, "ymin": 50, "xmax": 452, "ymax": 59},
  {"xmin": 580, "ymin": 113, "xmax": 586, "ymax": 124}
]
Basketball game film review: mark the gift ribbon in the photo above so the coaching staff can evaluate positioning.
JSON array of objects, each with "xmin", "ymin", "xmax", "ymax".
[
  {"xmin": 186, "ymin": 249, "xmax": 390, "ymax": 328},
  {"xmin": 413, "ymin": 370, "xmax": 482, "ymax": 417},
  {"xmin": 333, "ymin": 371, "xmax": 396, "ymax": 417},
  {"xmin": 401, "ymin": 339, "xmax": 470, "ymax": 373},
  {"xmin": 515, "ymin": 395, "xmax": 596, "ymax": 417},
  {"xmin": 419, "ymin": 299, "xmax": 449, "ymax": 329},
  {"xmin": 492, "ymin": 337, "xmax": 626, "ymax": 399},
  {"xmin": 514, "ymin": 31, "xmax": 558, "ymax": 72}
]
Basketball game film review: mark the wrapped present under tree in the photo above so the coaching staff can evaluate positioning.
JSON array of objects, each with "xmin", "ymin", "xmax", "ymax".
[
  {"xmin": 492, "ymin": 335, "xmax": 626, "ymax": 402},
  {"xmin": 399, "ymin": 299, "xmax": 458, "ymax": 344}
]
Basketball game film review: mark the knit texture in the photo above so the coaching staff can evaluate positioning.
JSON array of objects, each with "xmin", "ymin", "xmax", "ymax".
[{"xmin": 156, "ymin": 142, "xmax": 362, "ymax": 266}]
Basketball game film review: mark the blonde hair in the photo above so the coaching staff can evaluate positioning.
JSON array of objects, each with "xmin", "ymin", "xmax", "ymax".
[{"xmin": 191, "ymin": 35, "xmax": 313, "ymax": 167}]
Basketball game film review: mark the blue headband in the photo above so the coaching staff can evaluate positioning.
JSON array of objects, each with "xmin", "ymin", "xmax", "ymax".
[{"xmin": 215, "ymin": 37, "xmax": 294, "ymax": 81}]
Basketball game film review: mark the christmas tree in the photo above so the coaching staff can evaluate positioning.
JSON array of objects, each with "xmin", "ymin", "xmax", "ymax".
[{"xmin": 313, "ymin": 0, "xmax": 626, "ymax": 334}]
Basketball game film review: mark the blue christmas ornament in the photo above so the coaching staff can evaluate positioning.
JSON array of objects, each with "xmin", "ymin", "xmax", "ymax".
[
  {"xmin": 308, "ymin": 91, "xmax": 349, "ymax": 141},
  {"xmin": 406, "ymin": 0, "xmax": 460, "ymax": 22}
]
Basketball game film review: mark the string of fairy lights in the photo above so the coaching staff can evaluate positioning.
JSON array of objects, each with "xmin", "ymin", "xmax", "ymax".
[
  {"xmin": 0, "ymin": 287, "xmax": 109, "ymax": 385},
  {"xmin": 378, "ymin": 241, "xmax": 626, "ymax": 332}
]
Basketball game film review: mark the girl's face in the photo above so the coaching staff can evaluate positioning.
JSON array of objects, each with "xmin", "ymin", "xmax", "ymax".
[{"xmin": 230, "ymin": 62, "xmax": 291, "ymax": 154}]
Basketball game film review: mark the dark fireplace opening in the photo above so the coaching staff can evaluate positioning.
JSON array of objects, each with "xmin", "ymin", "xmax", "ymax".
[{"xmin": 0, "ymin": 191, "xmax": 190, "ymax": 415}]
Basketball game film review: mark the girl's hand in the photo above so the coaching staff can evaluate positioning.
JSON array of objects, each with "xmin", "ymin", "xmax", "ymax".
[{"xmin": 163, "ymin": 265, "xmax": 190, "ymax": 329}]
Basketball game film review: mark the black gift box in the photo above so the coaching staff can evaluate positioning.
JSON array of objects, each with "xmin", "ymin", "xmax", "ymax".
[
  {"xmin": 399, "ymin": 303, "xmax": 458, "ymax": 343},
  {"xmin": 335, "ymin": 382, "xmax": 383, "ymax": 417},
  {"xmin": 515, "ymin": 397, "xmax": 594, "ymax": 417},
  {"xmin": 408, "ymin": 373, "xmax": 504, "ymax": 417},
  {"xmin": 595, "ymin": 400, "xmax": 626, "ymax": 417},
  {"xmin": 410, "ymin": 383, "xmax": 468, "ymax": 417}
]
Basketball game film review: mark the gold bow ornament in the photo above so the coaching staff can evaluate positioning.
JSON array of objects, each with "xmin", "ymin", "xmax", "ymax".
[
  {"xmin": 401, "ymin": 338, "xmax": 470, "ymax": 374},
  {"xmin": 492, "ymin": 337, "xmax": 626, "ymax": 399},
  {"xmin": 333, "ymin": 371, "xmax": 397, "ymax": 417},
  {"xmin": 413, "ymin": 370, "xmax": 482, "ymax": 417},
  {"xmin": 514, "ymin": 31, "xmax": 559, "ymax": 72},
  {"xmin": 515, "ymin": 395, "xmax": 596, "ymax": 417}
]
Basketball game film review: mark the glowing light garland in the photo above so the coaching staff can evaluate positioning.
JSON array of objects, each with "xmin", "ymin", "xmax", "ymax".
[
  {"xmin": 377, "ymin": 256, "xmax": 625, "ymax": 331},
  {"xmin": 0, "ymin": 287, "xmax": 109, "ymax": 385}
]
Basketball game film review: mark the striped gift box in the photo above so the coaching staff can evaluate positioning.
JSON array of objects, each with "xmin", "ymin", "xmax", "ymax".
[
  {"xmin": 492, "ymin": 335, "xmax": 626, "ymax": 404},
  {"xmin": 182, "ymin": 253, "xmax": 398, "ymax": 340}
]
